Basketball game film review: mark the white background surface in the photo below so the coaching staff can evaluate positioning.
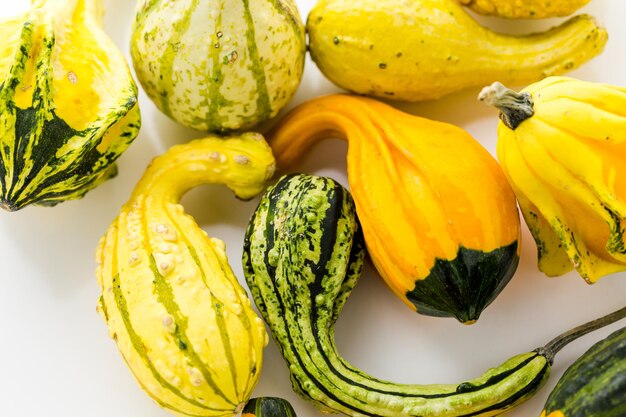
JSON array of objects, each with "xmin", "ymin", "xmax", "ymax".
[{"xmin": 1, "ymin": 1, "xmax": 625, "ymax": 416}]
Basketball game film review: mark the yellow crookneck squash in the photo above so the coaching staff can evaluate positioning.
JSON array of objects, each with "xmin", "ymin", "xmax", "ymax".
[
  {"xmin": 307, "ymin": 0, "xmax": 607, "ymax": 102},
  {"xmin": 480, "ymin": 76, "xmax": 626, "ymax": 283},
  {"xmin": 267, "ymin": 94, "xmax": 521, "ymax": 323},
  {"xmin": 96, "ymin": 133, "xmax": 275, "ymax": 416},
  {"xmin": 0, "ymin": 0, "xmax": 140, "ymax": 211}
]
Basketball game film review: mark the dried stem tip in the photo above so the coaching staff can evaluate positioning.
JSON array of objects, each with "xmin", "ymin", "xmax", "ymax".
[
  {"xmin": 479, "ymin": 82, "xmax": 535, "ymax": 130},
  {"xmin": 539, "ymin": 305, "xmax": 626, "ymax": 364}
]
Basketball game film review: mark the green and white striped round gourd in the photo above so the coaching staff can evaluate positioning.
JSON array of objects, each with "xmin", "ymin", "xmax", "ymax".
[
  {"xmin": 131, "ymin": 0, "xmax": 306, "ymax": 133},
  {"xmin": 96, "ymin": 133, "xmax": 276, "ymax": 416}
]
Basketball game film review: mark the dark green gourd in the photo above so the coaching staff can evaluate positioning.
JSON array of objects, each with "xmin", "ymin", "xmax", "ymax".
[
  {"xmin": 541, "ymin": 326, "xmax": 626, "ymax": 417},
  {"xmin": 243, "ymin": 173, "xmax": 626, "ymax": 417},
  {"xmin": 243, "ymin": 397, "xmax": 297, "ymax": 417}
]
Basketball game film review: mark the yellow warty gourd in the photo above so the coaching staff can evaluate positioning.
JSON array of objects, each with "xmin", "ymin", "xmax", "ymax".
[
  {"xmin": 307, "ymin": 0, "xmax": 607, "ymax": 101},
  {"xmin": 96, "ymin": 133, "xmax": 275, "ymax": 416},
  {"xmin": 480, "ymin": 76, "xmax": 626, "ymax": 283},
  {"xmin": 456, "ymin": 0, "xmax": 591, "ymax": 19}
]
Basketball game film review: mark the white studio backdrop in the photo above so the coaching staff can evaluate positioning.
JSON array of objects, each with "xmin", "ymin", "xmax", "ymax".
[{"xmin": 0, "ymin": 1, "xmax": 625, "ymax": 417}]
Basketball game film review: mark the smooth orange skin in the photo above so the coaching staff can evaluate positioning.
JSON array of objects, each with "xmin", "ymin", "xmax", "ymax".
[{"xmin": 267, "ymin": 94, "xmax": 520, "ymax": 310}]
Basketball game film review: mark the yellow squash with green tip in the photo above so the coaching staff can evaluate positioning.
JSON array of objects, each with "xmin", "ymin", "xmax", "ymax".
[
  {"xmin": 456, "ymin": 0, "xmax": 591, "ymax": 19},
  {"xmin": 480, "ymin": 77, "xmax": 626, "ymax": 283},
  {"xmin": 96, "ymin": 133, "xmax": 275, "ymax": 416},
  {"xmin": 307, "ymin": 0, "xmax": 606, "ymax": 101},
  {"xmin": 0, "ymin": 0, "xmax": 140, "ymax": 211}
]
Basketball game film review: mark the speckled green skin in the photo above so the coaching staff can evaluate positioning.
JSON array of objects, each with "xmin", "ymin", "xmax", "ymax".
[
  {"xmin": 243, "ymin": 173, "xmax": 551, "ymax": 417},
  {"xmin": 131, "ymin": 0, "xmax": 305, "ymax": 133},
  {"xmin": 542, "ymin": 326, "xmax": 626, "ymax": 417}
]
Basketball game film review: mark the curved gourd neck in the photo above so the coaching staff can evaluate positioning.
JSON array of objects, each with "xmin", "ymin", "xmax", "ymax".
[
  {"xmin": 267, "ymin": 94, "xmax": 387, "ymax": 170},
  {"xmin": 129, "ymin": 134, "xmax": 276, "ymax": 205}
]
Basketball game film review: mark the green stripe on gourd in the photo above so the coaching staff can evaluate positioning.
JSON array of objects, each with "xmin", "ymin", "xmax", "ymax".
[
  {"xmin": 154, "ymin": 0, "xmax": 200, "ymax": 119},
  {"xmin": 243, "ymin": 173, "xmax": 626, "ymax": 417},
  {"xmin": 206, "ymin": 2, "xmax": 230, "ymax": 130},
  {"xmin": 131, "ymin": 0, "xmax": 305, "ymax": 133},
  {"xmin": 0, "ymin": 0, "xmax": 141, "ymax": 211},
  {"xmin": 96, "ymin": 133, "xmax": 276, "ymax": 417},
  {"xmin": 148, "ymin": 250, "xmax": 234, "ymax": 402},
  {"xmin": 240, "ymin": 0, "xmax": 271, "ymax": 126},
  {"xmin": 542, "ymin": 326, "xmax": 626, "ymax": 417},
  {"xmin": 111, "ymin": 271, "xmax": 221, "ymax": 415}
]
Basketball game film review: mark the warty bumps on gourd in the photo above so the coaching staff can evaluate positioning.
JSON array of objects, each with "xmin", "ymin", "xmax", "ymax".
[
  {"xmin": 0, "ymin": 0, "xmax": 140, "ymax": 211},
  {"xmin": 96, "ymin": 133, "xmax": 275, "ymax": 417},
  {"xmin": 480, "ymin": 77, "xmax": 626, "ymax": 283},
  {"xmin": 307, "ymin": 0, "xmax": 607, "ymax": 101},
  {"xmin": 131, "ymin": 0, "xmax": 306, "ymax": 133}
]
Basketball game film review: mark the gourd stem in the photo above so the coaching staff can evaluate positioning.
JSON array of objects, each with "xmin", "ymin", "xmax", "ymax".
[
  {"xmin": 478, "ymin": 81, "xmax": 534, "ymax": 130},
  {"xmin": 539, "ymin": 305, "xmax": 626, "ymax": 364}
]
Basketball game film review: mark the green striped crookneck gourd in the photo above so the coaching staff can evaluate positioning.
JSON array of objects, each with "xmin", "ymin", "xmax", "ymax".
[
  {"xmin": 0, "ymin": 0, "xmax": 140, "ymax": 211},
  {"xmin": 541, "ymin": 325, "xmax": 626, "ymax": 417},
  {"xmin": 130, "ymin": 0, "xmax": 306, "ymax": 133},
  {"xmin": 243, "ymin": 172, "xmax": 626, "ymax": 417},
  {"xmin": 96, "ymin": 133, "xmax": 275, "ymax": 416},
  {"xmin": 267, "ymin": 94, "xmax": 521, "ymax": 324}
]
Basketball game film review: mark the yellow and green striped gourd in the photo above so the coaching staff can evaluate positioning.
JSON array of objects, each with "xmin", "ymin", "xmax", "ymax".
[
  {"xmin": 96, "ymin": 133, "xmax": 275, "ymax": 416},
  {"xmin": 0, "ymin": 0, "xmax": 140, "ymax": 210}
]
